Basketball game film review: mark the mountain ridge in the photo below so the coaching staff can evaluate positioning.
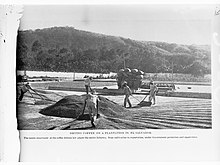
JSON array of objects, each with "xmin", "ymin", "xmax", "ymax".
[{"xmin": 17, "ymin": 26, "xmax": 211, "ymax": 76}]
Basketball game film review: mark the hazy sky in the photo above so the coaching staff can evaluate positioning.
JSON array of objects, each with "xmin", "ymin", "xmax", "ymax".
[{"xmin": 19, "ymin": 5, "xmax": 215, "ymax": 45}]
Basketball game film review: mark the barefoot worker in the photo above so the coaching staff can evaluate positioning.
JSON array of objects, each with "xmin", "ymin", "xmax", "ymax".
[
  {"xmin": 123, "ymin": 82, "xmax": 132, "ymax": 108},
  {"xmin": 18, "ymin": 82, "xmax": 34, "ymax": 101},
  {"xmin": 149, "ymin": 81, "xmax": 158, "ymax": 105},
  {"xmin": 81, "ymin": 92, "xmax": 100, "ymax": 128},
  {"xmin": 84, "ymin": 76, "xmax": 93, "ymax": 94}
]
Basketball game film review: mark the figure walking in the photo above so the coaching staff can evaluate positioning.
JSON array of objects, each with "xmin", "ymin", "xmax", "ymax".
[
  {"xmin": 84, "ymin": 76, "xmax": 93, "ymax": 94},
  {"xmin": 81, "ymin": 92, "xmax": 100, "ymax": 128},
  {"xmin": 123, "ymin": 82, "xmax": 132, "ymax": 108},
  {"xmin": 18, "ymin": 82, "xmax": 33, "ymax": 101},
  {"xmin": 149, "ymin": 81, "xmax": 158, "ymax": 105}
]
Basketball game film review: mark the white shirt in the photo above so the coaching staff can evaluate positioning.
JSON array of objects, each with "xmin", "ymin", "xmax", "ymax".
[
  {"xmin": 86, "ymin": 94, "xmax": 99, "ymax": 108},
  {"xmin": 85, "ymin": 78, "xmax": 91, "ymax": 86}
]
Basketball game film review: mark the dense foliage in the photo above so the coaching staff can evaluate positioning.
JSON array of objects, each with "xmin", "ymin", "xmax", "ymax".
[{"xmin": 17, "ymin": 27, "xmax": 211, "ymax": 77}]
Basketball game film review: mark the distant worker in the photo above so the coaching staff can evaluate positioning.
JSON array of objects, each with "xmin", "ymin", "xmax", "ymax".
[
  {"xmin": 84, "ymin": 76, "xmax": 93, "ymax": 94},
  {"xmin": 149, "ymin": 81, "xmax": 158, "ymax": 105},
  {"xmin": 81, "ymin": 92, "xmax": 100, "ymax": 128},
  {"xmin": 18, "ymin": 82, "xmax": 33, "ymax": 101},
  {"xmin": 123, "ymin": 82, "xmax": 132, "ymax": 108}
]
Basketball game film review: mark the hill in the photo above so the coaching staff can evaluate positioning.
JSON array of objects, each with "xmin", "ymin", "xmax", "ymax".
[{"xmin": 17, "ymin": 26, "xmax": 211, "ymax": 77}]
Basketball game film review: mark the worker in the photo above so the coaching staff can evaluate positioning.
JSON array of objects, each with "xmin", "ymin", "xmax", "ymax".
[
  {"xmin": 81, "ymin": 92, "xmax": 100, "ymax": 128},
  {"xmin": 84, "ymin": 76, "xmax": 93, "ymax": 94},
  {"xmin": 149, "ymin": 81, "xmax": 158, "ymax": 105},
  {"xmin": 18, "ymin": 82, "xmax": 33, "ymax": 101},
  {"xmin": 122, "ymin": 82, "xmax": 132, "ymax": 108}
]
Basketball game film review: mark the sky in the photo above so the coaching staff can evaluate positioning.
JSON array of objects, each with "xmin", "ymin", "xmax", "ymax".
[{"xmin": 19, "ymin": 4, "xmax": 215, "ymax": 45}]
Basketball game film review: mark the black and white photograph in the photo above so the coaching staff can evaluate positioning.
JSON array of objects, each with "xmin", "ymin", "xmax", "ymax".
[{"xmin": 16, "ymin": 4, "xmax": 213, "ymax": 130}]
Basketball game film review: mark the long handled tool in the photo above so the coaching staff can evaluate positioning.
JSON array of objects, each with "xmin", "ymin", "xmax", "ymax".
[
  {"xmin": 140, "ymin": 94, "xmax": 150, "ymax": 103},
  {"xmin": 137, "ymin": 94, "xmax": 152, "ymax": 107},
  {"xmin": 31, "ymin": 89, "xmax": 56, "ymax": 102},
  {"xmin": 32, "ymin": 89, "xmax": 44, "ymax": 100},
  {"xmin": 131, "ymin": 95, "xmax": 141, "ymax": 102},
  {"xmin": 28, "ymin": 91, "xmax": 36, "ymax": 102}
]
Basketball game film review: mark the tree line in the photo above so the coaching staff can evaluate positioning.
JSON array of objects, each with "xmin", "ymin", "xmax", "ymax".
[{"xmin": 16, "ymin": 27, "xmax": 211, "ymax": 77}]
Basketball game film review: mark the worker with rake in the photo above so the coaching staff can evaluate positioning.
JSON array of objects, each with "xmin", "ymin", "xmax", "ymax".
[
  {"xmin": 149, "ymin": 81, "xmax": 158, "ymax": 105},
  {"xmin": 81, "ymin": 91, "xmax": 100, "ymax": 128},
  {"xmin": 123, "ymin": 82, "xmax": 132, "ymax": 108},
  {"xmin": 18, "ymin": 82, "xmax": 34, "ymax": 101},
  {"xmin": 18, "ymin": 82, "xmax": 56, "ymax": 103},
  {"xmin": 84, "ymin": 76, "xmax": 93, "ymax": 94}
]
